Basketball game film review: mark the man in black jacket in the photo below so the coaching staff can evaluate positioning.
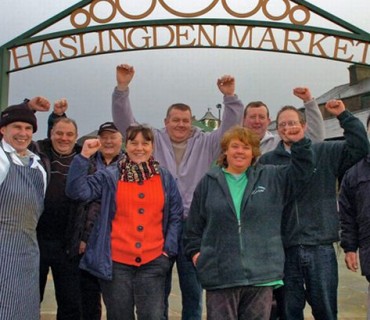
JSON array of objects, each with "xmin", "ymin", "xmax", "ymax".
[
  {"xmin": 338, "ymin": 113, "xmax": 370, "ymax": 320},
  {"xmin": 37, "ymin": 116, "xmax": 82, "ymax": 320}
]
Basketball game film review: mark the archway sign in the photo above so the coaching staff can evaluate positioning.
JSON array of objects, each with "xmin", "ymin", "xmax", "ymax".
[{"xmin": 1, "ymin": 0, "xmax": 370, "ymax": 108}]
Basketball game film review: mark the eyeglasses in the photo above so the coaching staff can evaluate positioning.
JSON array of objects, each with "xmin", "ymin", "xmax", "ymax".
[{"xmin": 277, "ymin": 120, "xmax": 300, "ymax": 129}]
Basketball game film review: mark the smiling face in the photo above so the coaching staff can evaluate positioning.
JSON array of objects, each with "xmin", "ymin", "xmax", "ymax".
[
  {"xmin": 164, "ymin": 107, "xmax": 192, "ymax": 143},
  {"xmin": 243, "ymin": 104, "xmax": 271, "ymax": 140},
  {"xmin": 0, "ymin": 121, "xmax": 33, "ymax": 155},
  {"xmin": 224, "ymin": 138, "xmax": 253, "ymax": 174},
  {"xmin": 98, "ymin": 131, "xmax": 122, "ymax": 162},
  {"xmin": 126, "ymin": 132, "xmax": 154, "ymax": 164},
  {"xmin": 277, "ymin": 109, "xmax": 306, "ymax": 146},
  {"xmin": 50, "ymin": 120, "xmax": 78, "ymax": 155}
]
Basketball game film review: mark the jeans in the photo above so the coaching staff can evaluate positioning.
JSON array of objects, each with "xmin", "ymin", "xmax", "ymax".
[
  {"xmin": 38, "ymin": 238, "xmax": 82, "ymax": 320},
  {"xmin": 283, "ymin": 244, "xmax": 338, "ymax": 320},
  {"xmin": 164, "ymin": 225, "xmax": 203, "ymax": 320},
  {"xmin": 100, "ymin": 255, "xmax": 170, "ymax": 320},
  {"xmin": 206, "ymin": 286, "xmax": 273, "ymax": 320}
]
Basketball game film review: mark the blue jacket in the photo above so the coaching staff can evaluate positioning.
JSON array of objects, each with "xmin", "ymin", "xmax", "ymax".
[
  {"xmin": 66, "ymin": 154, "xmax": 183, "ymax": 280},
  {"xmin": 184, "ymin": 137, "xmax": 314, "ymax": 290},
  {"xmin": 259, "ymin": 110, "xmax": 369, "ymax": 248},
  {"xmin": 339, "ymin": 154, "xmax": 370, "ymax": 276}
]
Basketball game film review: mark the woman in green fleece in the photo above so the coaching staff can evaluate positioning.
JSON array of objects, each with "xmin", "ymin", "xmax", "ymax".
[{"xmin": 184, "ymin": 125, "xmax": 314, "ymax": 320}]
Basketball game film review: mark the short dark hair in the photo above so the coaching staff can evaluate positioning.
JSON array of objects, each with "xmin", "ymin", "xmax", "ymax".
[
  {"xmin": 166, "ymin": 103, "xmax": 192, "ymax": 119},
  {"xmin": 276, "ymin": 106, "xmax": 306, "ymax": 129},
  {"xmin": 125, "ymin": 124, "xmax": 154, "ymax": 144},
  {"xmin": 52, "ymin": 117, "xmax": 78, "ymax": 133},
  {"xmin": 244, "ymin": 101, "xmax": 270, "ymax": 119}
]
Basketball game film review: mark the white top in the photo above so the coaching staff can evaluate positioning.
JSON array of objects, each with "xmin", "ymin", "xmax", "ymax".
[{"xmin": 0, "ymin": 140, "xmax": 47, "ymax": 193}]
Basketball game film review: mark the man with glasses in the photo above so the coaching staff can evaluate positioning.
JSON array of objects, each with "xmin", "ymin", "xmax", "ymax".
[
  {"xmin": 243, "ymin": 88, "xmax": 325, "ymax": 320},
  {"xmin": 243, "ymin": 87, "xmax": 325, "ymax": 155},
  {"xmin": 259, "ymin": 100, "xmax": 369, "ymax": 320}
]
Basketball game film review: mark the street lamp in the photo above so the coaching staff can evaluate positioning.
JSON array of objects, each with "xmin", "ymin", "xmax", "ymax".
[{"xmin": 216, "ymin": 103, "xmax": 222, "ymax": 121}]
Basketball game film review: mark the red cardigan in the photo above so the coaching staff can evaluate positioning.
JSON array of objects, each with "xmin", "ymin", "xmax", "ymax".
[{"xmin": 111, "ymin": 175, "xmax": 165, "ymax": 266}]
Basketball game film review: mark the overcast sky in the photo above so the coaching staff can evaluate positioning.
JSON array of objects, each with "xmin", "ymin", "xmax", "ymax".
[{"xmin": 0, "ymin": 0, "xmax": 369, "ymax": 140}]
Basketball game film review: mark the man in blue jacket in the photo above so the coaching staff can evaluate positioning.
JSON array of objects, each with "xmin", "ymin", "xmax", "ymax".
[
  {"xmin": 338, "ymin": 113, "xmax": 370, "ymax": 320},
  {"xmin": 259, "ymin": 100, "xmax": 369, "ymax": 320}
]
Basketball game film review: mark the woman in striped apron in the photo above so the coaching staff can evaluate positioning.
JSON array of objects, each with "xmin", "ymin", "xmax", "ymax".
[{"xmin": 0, "ymin": 102, "xmax": 48, "ymax": 320}]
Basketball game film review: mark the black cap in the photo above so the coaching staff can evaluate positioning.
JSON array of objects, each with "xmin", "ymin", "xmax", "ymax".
[
  {"xmin": 0, "ymin": 104, "xmax": 37, "ymax": 132},
  {"xmin": 98, "ymin": 122, "xmax": 119, "ymax": 135}
]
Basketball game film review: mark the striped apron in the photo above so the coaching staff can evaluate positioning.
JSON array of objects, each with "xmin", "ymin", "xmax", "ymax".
[{"xmin": 0, "ymin": 150, "xmax": 45, "ymax": 319}]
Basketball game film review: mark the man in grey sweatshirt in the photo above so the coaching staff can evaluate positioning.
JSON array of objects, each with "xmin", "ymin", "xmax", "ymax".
[{"xmin": 111, "ymin": 64, "xmax": 244, "ymax": 320}]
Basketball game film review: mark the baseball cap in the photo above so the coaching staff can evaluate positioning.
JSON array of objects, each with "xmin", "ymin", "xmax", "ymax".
[{"xmin": 98, "ymin": 122, "xmax": 119, "ymax": 135}]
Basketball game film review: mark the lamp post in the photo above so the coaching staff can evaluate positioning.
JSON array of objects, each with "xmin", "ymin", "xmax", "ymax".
[{"xmin": 216, "ymin": 103, "xmax": 222, "ymax": 121}]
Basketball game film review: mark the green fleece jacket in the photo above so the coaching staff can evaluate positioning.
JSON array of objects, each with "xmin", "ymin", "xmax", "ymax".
[{"xmin": 184, "ymin": 137, "xmax": 313, "ymax": 290}]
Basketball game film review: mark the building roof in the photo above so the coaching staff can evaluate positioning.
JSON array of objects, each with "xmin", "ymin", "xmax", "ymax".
[
  {"xmin": 316, "ymin": 77, "xmax": 370, "ymax": 104},
  {"xmin": 324, "ymin": 108, "xmax": 369, "ymax": 139},
  {"xmin": 199, "ymin": 109, "xmax": 219, "ymax": 121}
]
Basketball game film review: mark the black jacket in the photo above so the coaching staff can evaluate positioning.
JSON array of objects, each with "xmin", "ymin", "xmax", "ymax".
[{"xmin": 339, "ymin": 154, "xmax": 370, "ymax": 276}]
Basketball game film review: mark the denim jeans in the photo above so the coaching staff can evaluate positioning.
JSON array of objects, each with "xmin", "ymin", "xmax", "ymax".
[
  {"xmin": 164, "ymin": 224, "xmax": 203, "ymax": 320},
  {"xmin": 283, "ymin": 244, "xmax": 338, "ymax": 320},
  {"xmin": 206, "ymin": 286, "xmax": 273, "ymax": 320},
  {"xmin": 100, "ymin": 255, "xmax": 170, "ymax": 320}
]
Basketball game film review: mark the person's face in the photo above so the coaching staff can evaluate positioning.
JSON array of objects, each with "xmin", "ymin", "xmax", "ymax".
[
  {"xmin": 126, "ymin": 132, "xmax": 153, "ymax": 164},
  {"xmin": 0, "ymin": 122, "xmax": 33, "ymax": 155},
  {"xmin": 224, "ymin": 138, "xmax": 253, "ymax": 174},
  {"xmin": 50, "ymin": 121, "xmax": 77, "ymax": 155},
  {"xmin": 243, "ymin": 106, "xmax": 271, "ymax": 140},
  {"xmin": 164, "ymin": 108, "xmax": 192, "ymax": 143},
  {"xmin": 277, "ymin": 110, "xmax": 306, "ymax": 145},
  {"xmin": 98, "ymin": 131, "xmax": 122, "ymax": 159}
]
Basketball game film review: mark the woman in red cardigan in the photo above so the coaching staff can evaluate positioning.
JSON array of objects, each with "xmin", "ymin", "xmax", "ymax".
[{"xmin": 66, "ymin": 125, "xmax": 183, "ymax": 320}]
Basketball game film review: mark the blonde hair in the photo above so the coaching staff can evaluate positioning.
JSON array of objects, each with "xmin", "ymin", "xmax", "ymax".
[{"xmin": 217, "ymin": 126, "xmax": 261, "ymax": 168}]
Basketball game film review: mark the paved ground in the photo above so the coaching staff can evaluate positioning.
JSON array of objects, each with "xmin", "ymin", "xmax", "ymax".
[{"xmin": 41, "ymin": 247, "xmax": 367, "ymax": 319}]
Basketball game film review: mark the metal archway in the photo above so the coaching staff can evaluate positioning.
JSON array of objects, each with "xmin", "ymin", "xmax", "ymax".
[{"xmin": 1, "ymin": 0, "xmax": 369, "ymax": 108}]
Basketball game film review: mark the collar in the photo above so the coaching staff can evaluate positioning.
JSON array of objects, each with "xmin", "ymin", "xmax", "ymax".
[{"xmin": 1, "ymin": 139, "xmax": 39, "ymax": 159}]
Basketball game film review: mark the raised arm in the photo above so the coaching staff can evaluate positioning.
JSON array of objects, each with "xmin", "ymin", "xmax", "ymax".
[
  {"xmin": 66, "ymin": 139, "xmax": 104, "ymax": 202},
  {"xmin": 293, "ymin": 87, "xmax": 325, "ymax": 142},
  {"xmin": 325, "ymin": 99, "xmax": 369, "ymax": 177},
  {"xmin": 27, "ymin": 96, "xmax": 51, "ymax": 112},
  {"xmin": 285, "ymin": 125, "xmax": 314, "ymax": 197},
  {"xmin": 112, "ymin": 64, "xmax": 137, "ymax": 135},
  {"xmin": 206, "ymin": 75, "xmax": 244, "ymax": 159},
  {"xmin": 47, "ymin": 98, "xmax": 68, "ymax": 138}
]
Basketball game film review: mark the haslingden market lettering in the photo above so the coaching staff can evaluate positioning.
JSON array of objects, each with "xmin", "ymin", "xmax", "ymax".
[{"xmin": 10, "ymin": 24, "xmax": 370, "ymax": 70}]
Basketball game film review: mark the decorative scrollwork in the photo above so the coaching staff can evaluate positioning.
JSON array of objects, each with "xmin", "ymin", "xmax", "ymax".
[
  {"xmin": 115, "ymin": 0, "xmax": 157, "ymax": 20},
  {"xmin": 158, "ymin": 0, "xmax": 219, "ymax": 18},
  {"xmin": 222, "ymin": 0, "xmax": 263, "ymax": 18},
  {"xmin": 70, "ymin": 0, "xmax": 311, "ymax": 28}
]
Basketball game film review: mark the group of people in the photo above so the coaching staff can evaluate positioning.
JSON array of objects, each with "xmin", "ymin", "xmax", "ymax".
[{"xmin": 0, "ymin": 63, "xmax": 369, "ymax": 320}]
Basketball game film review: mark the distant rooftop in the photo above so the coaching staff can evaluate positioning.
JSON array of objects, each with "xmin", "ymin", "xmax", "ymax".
[{"xmin": 316, "ymin": 77, "xmax": 370, "ymax": 105}]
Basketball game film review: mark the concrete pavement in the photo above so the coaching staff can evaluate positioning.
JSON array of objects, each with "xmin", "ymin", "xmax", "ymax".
[{"xmin": 41, "ymin": 247, "xmax": 367, "ymax": 319}]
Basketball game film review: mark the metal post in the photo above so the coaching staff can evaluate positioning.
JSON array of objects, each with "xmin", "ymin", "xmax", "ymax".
[
  {"xmin": 216, "ymin": 103, "xmax": 222, "ymax": 121},
  {"xmin": 0, "ymin": 46, "xmax": 10, "ymax": 110}
]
